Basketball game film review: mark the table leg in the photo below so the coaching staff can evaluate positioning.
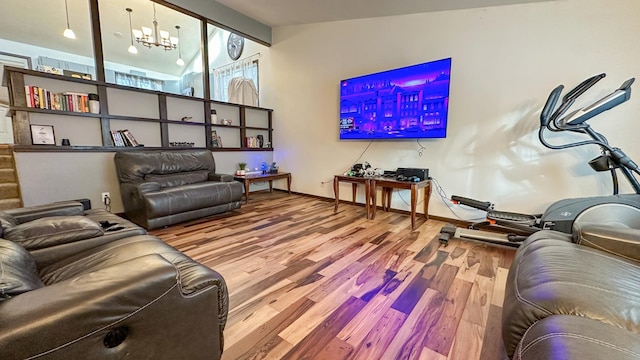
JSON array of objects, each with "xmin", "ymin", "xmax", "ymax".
[
  {"xmin": 351, "ymin": 184, "xmax": 357, "ymax": 204},
  {"xmin": 381, "ymin": 187, "xmax": 386, "ymax": 211},
  {"xmin": 244, "ymin": 179, "xmax": 250, "ymax": 204},
  {"xmin": 334, "ymin": 177, "xmax": 339, "ymax": 213},
  {"xmin": 369, "ymin": 179, "xmax": 376, "ymax": 220},
  {"xmin": 365, "ymin": 180, "xmax": 371, "ymax": 219},
  {"xmin": 269, "ymin": 180, "xmax": 273, "ymax": 193},
  {"xmin": 287, "ymin": 174, "xmax": 292, "ymax": 193},
  {"xmin": 424, "ymin": 181, "xmax": 431, "ymax": 220},
  {"xmin": 410, "ymin": 184, "xmax": 417, "ymax": 230},
  {"xmin": 386, "ymin": 188, "xmax": 392, "ymax": 211}
]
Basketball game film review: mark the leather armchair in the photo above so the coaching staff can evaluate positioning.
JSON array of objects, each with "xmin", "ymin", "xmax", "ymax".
[
  {"xmin": 502, "ymin": 225, "xmax": 640, "ymax": 359},
  {"xmin": 0, "ymin": 235, "xmax": 228, "ymax": 359},
  {"xmin": 114, "ymin": 150, "xmax": 243, "ymax": 229},
  {"xmin": 0, "ymin": 201, "xmax": 146, "ymax": 268}
]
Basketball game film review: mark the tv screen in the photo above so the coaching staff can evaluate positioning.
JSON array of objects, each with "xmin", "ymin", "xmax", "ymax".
[{"xmin": 339, "ymin": 57, "xmax": 452, "ymax": 140}]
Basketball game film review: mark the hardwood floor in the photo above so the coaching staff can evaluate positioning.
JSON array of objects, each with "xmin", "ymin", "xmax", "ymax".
[{"xmin": 151, "ymin": 192, "xmax": 514, "ymax": 360}]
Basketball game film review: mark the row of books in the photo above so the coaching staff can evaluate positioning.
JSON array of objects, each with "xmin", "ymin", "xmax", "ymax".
[
  {"xmin": 24, "ymin": 85, "xmax": 90, "ymax": 113},
  {"xmin": 110, "ymin": 129, "xmax": 140, "ymax": 147}
]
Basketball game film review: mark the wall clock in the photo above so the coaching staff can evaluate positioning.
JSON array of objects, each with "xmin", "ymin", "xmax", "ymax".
[{"xmin": 227, "ymin": 33, "xmax": 244, "ymax": 60}]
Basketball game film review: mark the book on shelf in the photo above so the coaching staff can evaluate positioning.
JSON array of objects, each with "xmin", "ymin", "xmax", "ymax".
[
  {"xmin": 23, "ymin": 85, "xmax": 90, "ymax": 113},
  {"xmin": 110, "ymin": 129, "xmax": 140, "ymax": 147}
]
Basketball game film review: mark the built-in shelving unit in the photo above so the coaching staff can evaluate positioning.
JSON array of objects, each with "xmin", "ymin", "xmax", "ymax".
[{"xmin": 3, "ymin": 66, "xmax": 274, "ymax": 152}]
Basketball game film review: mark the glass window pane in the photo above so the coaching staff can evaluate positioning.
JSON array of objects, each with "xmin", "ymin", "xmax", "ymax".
[
  {"xmin": 99, "ymin": 0, "xmax": 203, "ymax": 97},
  {"xmin": 0, "ymin": 0, "xmax": 96, "ymax": 79},
  {"xmin": 208, "ymin": 23, "xmax": 267, "ymax": 105}
]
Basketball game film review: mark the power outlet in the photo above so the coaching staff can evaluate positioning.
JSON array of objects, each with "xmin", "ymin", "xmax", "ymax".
[{"xmin": 102, "ymin": 192, "xmax": 110, "ymax": 204}]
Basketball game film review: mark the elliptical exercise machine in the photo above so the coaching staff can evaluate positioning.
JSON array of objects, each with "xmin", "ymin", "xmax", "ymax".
[{"xmin": 439, "ymin": 73, "xmax": 640, "ymax": 247}]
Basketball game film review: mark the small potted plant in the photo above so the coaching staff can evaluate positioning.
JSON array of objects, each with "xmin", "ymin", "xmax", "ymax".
[{"xmin": 238, "ymin": 162, "xmax": 247, "ymax": 176}]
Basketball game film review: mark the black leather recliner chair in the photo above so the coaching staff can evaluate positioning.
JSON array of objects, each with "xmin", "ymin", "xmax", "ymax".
[
  {"xmin": 0, "ymin": 202, "xmax": 228, "ymax": 359},
  {"xmin": 114, "ymin": 150, "xmax": 243, "ymax": 229}
]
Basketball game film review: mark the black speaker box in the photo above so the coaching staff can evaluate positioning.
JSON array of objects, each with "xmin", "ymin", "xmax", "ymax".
[{"xmin": 396, "ymin": 168, "xmax": 429, "ymax": 181}]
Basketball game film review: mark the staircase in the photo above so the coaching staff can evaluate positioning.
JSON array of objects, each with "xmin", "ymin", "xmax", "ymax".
[{"xmin": 0, "ymin": 145, "xmax": 22, "ymax": 210}]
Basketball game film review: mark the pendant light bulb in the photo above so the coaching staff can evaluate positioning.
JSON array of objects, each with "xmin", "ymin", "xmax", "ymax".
[
  {"xmin": 63, "ymin": 28, "xmax": 76, "ymax": 39},
  {"xmin": 128, "ymin": 45, "xmax": 138, "ymax": 54},
  {"xmin": 176, "ymin": 58, "xmax": 185, "ymax": 66},
  {"xmin": 63, "ymin": 0, "xmax": 75, "ymax": 39}
]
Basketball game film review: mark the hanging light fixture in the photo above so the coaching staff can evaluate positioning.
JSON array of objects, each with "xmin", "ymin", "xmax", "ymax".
[
  {"xmin": 125, "ymin": 8, "xmax": 138, "ymax": 54},
  {"xmin": 63, "ymin": 0, "xmax": 76, "ymax": 39},
  {"xmin": 130, "ymin": 3, "xmax": 178, "ymax": 51},
  {"xmin": 175, "ymin": 26, "xmax": 184, "ymax": 66}
]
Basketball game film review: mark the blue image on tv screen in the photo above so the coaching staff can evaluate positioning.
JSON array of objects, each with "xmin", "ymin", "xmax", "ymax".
[{"xmin": 339, "ymin": 57, "xmax": 452, "ymax": 140}]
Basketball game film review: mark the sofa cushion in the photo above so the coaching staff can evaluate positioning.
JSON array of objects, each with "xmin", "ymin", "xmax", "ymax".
[
  {"xmin": 143, "ymin": 182, "xmax": 240, "ymax": 218},
  {"xmin": 0, "ymin": 239, "xmax": 44, "ymax": 301},
  {"xmin": 514, "ymin": 315, "xmax": 640, "ymax": 360},
  {"xmin": 145, "ymin": 170, "xmax": 209, "ymax": 188},
  {"xmin": 3, "ymin": 216, "xmax": 104, "ymax": 251}
]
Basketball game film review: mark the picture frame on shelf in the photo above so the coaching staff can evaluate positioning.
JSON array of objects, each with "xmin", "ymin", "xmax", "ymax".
[
  {"xmin": 30, "ymin": 124, "xmax": 55, "ymax": 145},
  {"xmin": 211, "ymin": 130, "xmax": 220, "ymax": 148}
]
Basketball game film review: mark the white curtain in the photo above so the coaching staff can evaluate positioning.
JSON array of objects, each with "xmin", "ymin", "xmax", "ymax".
[{"xmin": 212, "ymin": 54, "xmax": 259, "ymax": 103}]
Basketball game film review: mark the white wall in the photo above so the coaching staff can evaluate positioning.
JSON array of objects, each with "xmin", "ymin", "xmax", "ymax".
[{"xmin": 261, "ymin": 0, "xmax": 640, "ymax": 220}]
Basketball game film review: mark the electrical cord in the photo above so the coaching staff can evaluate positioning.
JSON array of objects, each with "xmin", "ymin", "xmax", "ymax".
[
  {"xmin": 321, "ymin": 140, "xmax": 374, "ymax": 184},
  {"xmin": 416, "ymin": 139, "xmax": 426, "ymax": 157},
  {"xmin": 429, "ymin": 177, "xmax": 486, "ymax": 222}
]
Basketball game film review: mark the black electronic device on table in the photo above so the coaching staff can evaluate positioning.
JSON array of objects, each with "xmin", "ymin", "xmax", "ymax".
[{"xmin": 396, "ymin": 168, "xmax": 429, "ymax": 181}]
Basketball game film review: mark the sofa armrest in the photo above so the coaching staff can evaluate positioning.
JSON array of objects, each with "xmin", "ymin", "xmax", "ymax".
[
  {"xmin": 0, "ymin": 254, "xmax": 222, "ymax": 359},
  {"xmin": 4, "ymin": 201, "xmax": 84, "ymax": 224},
  {"xmin": 574, "ymin": 224, "xmax": 640, "ymax": 262},
  {"xmin": 209, "ymin": 173, "xmax": 234, "ymax": 182}
]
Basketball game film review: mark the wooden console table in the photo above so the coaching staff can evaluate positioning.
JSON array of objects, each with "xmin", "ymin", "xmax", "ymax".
[
  {"xmin": 370, "ymin": 177, "xmax": 431, "ymax": 230},
  {"xmin": 234, "ymin": 172, "xmax": 291, "ymax": 204},
  {"xmin": 333, "ymin": 175, "xmax": 371, "ymax": 219}
]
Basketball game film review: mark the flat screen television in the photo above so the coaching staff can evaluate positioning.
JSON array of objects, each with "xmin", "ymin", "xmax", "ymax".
[{"xmin": 339, "ymin": 57, "xmax": 452, "ymax": 140}]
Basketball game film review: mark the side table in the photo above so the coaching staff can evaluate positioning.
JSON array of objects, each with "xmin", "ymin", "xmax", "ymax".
[
  {"xmin": 369, "ymin": 177, "xmax": 431, "ymax": 230},
  {"xmin": 234, "ymin": 172, "xmax": 292, "ymax": 204},
  {"xmin": 333, "ymin": 175, "xmax": 371, "ymax": 219}
]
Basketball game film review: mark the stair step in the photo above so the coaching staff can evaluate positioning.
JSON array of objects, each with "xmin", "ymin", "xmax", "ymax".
[
  {"xmin": 0, "ymin": 155, "xmax": 13, "ymax": 169},
  {"xmin": 0, "ymin": 169, "xmax": 16, "ymax": 183},
  {"xmin": 0, "ymin": 183, "xmax": 19, "ymax": 199},
  {"xmin": 0, "ymin": 198, "xmax": 21, "ymax": 211}
]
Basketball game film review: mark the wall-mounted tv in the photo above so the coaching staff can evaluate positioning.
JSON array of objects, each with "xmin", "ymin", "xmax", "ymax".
[{"xmin": 339, "ymin": 57, "xmax": 452, "ymax": 140}]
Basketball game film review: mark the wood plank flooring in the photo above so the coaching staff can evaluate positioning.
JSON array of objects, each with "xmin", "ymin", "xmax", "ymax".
[{"xmin": 150, "ymin": 192, "xmax": 514, "ymax": 360}]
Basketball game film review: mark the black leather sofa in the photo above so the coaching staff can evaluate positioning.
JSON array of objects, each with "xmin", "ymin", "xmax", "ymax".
[
  {"xmin": 502, "ymin": 225, "xmax": 640, "ymax": 359},
  {"xmin": 114, "ymin": 149, "xmax": 243, "ymax": 229},
  {"xmin": 0, "ymin": 202, "xmax": 228, "ymax": 359}
]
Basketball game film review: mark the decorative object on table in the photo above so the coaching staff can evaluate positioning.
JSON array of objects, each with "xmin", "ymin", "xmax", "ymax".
[
  {"xmin": 61, "ymin": 138, "xmax": 71, "ymax": 146},
  {"xmin": 269, "ymin": 162, "xmax": 278, "ymax": 174},
  {"xmin": 30, "ymin": 124, "xmax": 55, "ymax": 145},
  {"xmin": 88, "ymin": 93, "xmax": 100, "ymax": 114},
  {"xmin": 261, "ymin": 162, "xmax": 269, "ymax": 174},
  {"xmin": 227, "ymin": 33, "xmax": 244, "ymax": 60},
  {"xmin": 210, "ymin": 109, "xmax": 217, "ymax": 124},
  {"xmin": 236, "ymin": 162, "xmax": 247, "ymax": 176}
]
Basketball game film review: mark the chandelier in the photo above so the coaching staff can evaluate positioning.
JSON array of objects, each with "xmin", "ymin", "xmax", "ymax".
[{"xmin": 127, "ymin": 3, "xmax": 178, "ymax": 51}]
